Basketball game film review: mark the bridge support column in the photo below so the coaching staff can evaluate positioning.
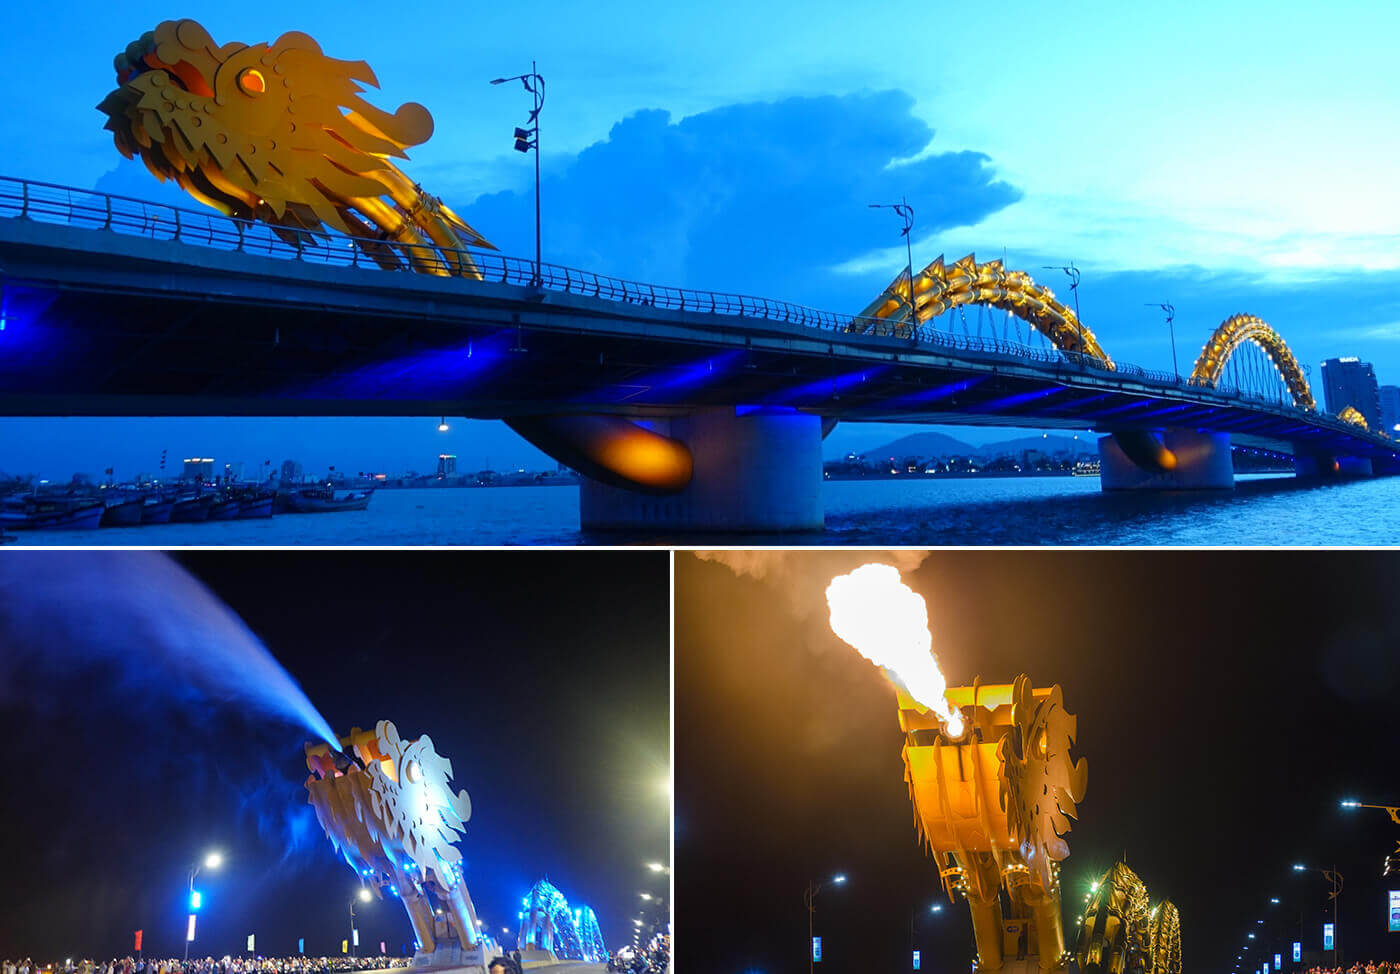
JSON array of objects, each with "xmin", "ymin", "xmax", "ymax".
[
  {"xmin": 1098, "ymin": 428, "xmax": 1234, "ymax": 490},
  {"xmin": 1294, "ymin": 455, "xmax": 1374, "ymax": 478},
  {"xmin": 579, "ymin": 407, "xmax": 824, "ymax": 532}
]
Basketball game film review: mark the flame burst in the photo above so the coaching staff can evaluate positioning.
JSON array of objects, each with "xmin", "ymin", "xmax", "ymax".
[{"xmin": 826, "ymin": 563, "xmax": 963, "ymax": 735}]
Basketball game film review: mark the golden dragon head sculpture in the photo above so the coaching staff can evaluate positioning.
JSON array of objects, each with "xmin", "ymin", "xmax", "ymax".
[{"xmin": 98, "ymin": 20, "xmax": 492, "ymax": 276}]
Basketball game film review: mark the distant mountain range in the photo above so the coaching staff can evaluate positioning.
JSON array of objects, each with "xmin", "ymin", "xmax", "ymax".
[{"xmin": 855, "ymin": 432, "xmax": 1093, "ymax": 459}]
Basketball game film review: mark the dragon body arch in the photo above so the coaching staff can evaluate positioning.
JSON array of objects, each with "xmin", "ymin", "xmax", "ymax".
[
  {"xmin": 1189, "ymin": 313, "xmax": 1315, "ymax": 410},
  {"xmin": 855, "ymin": 255, "xmax": 1115, "ymax": 368}
]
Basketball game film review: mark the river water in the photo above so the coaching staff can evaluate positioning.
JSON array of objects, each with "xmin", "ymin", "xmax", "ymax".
[{"xmin": 8, "ymin": 474, "xmax": 1395, "ymax": 545}]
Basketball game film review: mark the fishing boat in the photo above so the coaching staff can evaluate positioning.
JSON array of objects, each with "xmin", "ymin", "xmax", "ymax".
[
  {"xmin": 141, "ymin": 493, "xmax": 175, "ymax": 524},
  {"xmin": 206, "ymin": 494, "xmax": 243, "ymax": 520},
  {"xmin": 0, "ymin": 495, "xmax": 105, "ymax": 531},
  {"xmin": 236, "ymin": 490, "xmax": 276, "ymax": 519},
  {"xmin": 283, "ymin": 486, "xmax": 375, "ymax": 513},
  {"xmin": 100, "ymin": 494, "xmax": 146, "ymax": 526},
  {"xmin": 170, "ymin": 494, "xmax": 214, "ymax": 522}
]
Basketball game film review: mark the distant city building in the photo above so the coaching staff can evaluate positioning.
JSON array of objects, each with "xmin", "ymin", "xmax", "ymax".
[
  {"xmin": 437, "ymin": 454, "xmax": 457, "ymax": 478},
  {"xmin": 280, "ymin": 459, "xmax": 303, "ymax": 483},
  {"xmin": 223, "ymin": 461, "xmax": 245, "ymax": 482},
  {"xmin": 1380, "ymin": 385, "xmax": 1400, "ymax": 435},
  {"xmin": 1320, "ymin": 357, "xmax": 1381, "ymax": 430},
  {"xmin": 182, "ymin": 457, "xmax": 214, "ymax": 481}
]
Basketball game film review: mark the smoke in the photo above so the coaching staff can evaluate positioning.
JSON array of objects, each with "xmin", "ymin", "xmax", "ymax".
[
  {"xmin": 691, "ymin": 549, "xmax": 931, "ymax": 620},
  {"xmin": 0, "ymin": 551, "xmax": 336, "ymax": 745}
]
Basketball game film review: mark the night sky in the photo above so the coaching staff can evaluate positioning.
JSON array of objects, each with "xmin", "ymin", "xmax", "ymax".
[
  {"xmin": 676, "ymin": 550, "xmax": 1400, "ymax": 974},
  {"xmin": 0, "ymin": 551, "xmax": 669, "ymax": 961}
]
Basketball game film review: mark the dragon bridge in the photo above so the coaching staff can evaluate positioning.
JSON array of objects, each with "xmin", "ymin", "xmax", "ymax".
[
  {"xmin": 1076, "ymin": 862, "xmax": 1181, "ymax": 974},
  {"xmin": 855, "ymin": 255, "xmax": 1115, "ymax": 368},
  {"xmin": 1189, "ymin": 314, "xmax": 1315, "ymax": 410},
  {"xmin": 99, "ymin": 19, "xmax": 492, "ymax": 277},
  {"xmin": 517, "ymin": 879, "xmax": 608, "ymax": 964}
]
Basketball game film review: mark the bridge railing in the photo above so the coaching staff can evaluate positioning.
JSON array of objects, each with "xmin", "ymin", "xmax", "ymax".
[{"xmin": 0, "ymin": 174, "xmax": 1358, "ymax": 428}]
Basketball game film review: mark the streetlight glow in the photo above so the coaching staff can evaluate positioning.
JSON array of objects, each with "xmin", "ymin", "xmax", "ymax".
[
  {"xmin": 358, "ymin": 888, "xmax": 373, "ymax": 902},
  {"xmin": 833, "ymin": 874, "xmax": 847, "ymax": 884},
  {"xmin": 204, "ymin": 852, "xmax": 223, "ymax": 870}
]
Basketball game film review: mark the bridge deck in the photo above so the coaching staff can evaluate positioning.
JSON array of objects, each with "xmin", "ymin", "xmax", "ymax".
[{"xmin": 0, "ymin": 187, "xmax": 1396, "ymax": 466}]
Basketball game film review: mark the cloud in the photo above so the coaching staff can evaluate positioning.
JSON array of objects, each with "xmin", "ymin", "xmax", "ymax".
[{"xmin": 457, "ymin": 91, "xmax": 1021, "ymax": 310}]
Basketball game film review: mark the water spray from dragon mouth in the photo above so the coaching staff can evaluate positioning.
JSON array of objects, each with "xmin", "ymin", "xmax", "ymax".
[{"xmin": 825, "ymin": 563, "xmax": 963, "ymax": 736}]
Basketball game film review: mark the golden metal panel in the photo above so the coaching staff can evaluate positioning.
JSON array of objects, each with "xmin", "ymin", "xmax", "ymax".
[{"xmin": 99, "ymin": 20, "xmax": 492, "ymax": 277}]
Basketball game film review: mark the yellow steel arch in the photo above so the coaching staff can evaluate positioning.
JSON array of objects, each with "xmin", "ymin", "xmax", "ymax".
[
  {"xmin": 1337, "ymin": 405, "xmax": 1368, "ymax": 429},
  {"xmin": 853, "ymin": 254, "xmax": 1115, "ymax": 368},
  {"xmin": 1189, "ymin": 313, "xmax": 1316, "ymax": 410}
]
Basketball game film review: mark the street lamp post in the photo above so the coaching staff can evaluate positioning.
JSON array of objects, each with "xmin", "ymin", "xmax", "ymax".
[
  {"xmin": 1045, "ymin": 264, "xmax": 1085, "ymax": 366},
  {"xmin": 490, "ymin": 63, "xmax": 546, "ymax": 285},
  {"xmin": 1145, "ymin": 303, "xmax": 1178, "ymax": 382},
  {"xmin": 184, "ymin": 851, "xmax": 223, "ymax": 962},
  {"xmin": 351, "ymin": 888, "xmax": 372, "ymax": 958},
  {"xmin": 910, "ymin": 903, "xmax": 942, "ymax": 969},
  {"xmin": 869, "ymin": 200, "xmax": 916, "ymax": 330},
  {"xmin": 804, "ymin": 874, "xmax": 845, "ymax": 974},
  {"xmin": 1292, "ymin": 864, "xmax": 1343, "ymax": 967}
]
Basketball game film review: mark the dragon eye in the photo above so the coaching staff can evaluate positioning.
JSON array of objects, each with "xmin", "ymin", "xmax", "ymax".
[{"xmin": 236, "ymin": 68, "xmax": 266, "ymax": 97}]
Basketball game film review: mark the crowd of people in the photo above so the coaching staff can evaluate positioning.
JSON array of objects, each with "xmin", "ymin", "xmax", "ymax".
[
  {"xmin": 2, "ymin": 944, "xmax": 676, "ymax": 974},
  {"xmin": 1302, "ymin": 965, "xmax": 1398, "ymax": 974},
  {"xmin": 1, "ymin": 958, "xmax": 414, "ymax": 974},
  {"xmin": 605, "ymin": 933, "xmax": 670, "ymax": 973}
]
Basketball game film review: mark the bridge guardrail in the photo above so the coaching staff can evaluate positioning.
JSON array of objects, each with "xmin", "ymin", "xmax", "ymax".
[{"xmin": 0, "ymin": 174, "xmax": 1378, "ymax": 438}]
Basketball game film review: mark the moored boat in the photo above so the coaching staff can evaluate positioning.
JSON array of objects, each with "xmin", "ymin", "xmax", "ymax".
[
  {"xmin": 100, "ymin": 495, "xmax": 146, "ymax": 526},
  {"xmin": 283, "ymin": 486, "xmax": 375, "ymax": 513},
  {"xmin": 141, "ymin": 494, "xmax": 175, "ymax": 524},
  {"xmin": 237, "ymin": 491, "xmax": 275, "ymax": 519},
  {"xmin": 0, "ymin": 496, "xmax": 106, "ymax": 531},
  {"xmin": 207, "ymin": 494, "xmax": 243, "ymax": 520},
  {"xmin": 170, "ymin": 494, "xmax": 214, "ymax": 522}
]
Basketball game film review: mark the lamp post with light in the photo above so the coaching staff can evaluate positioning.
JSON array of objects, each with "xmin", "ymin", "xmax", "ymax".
[
  {"xmin": 909, "ymin": 902, "xmax": 942, "ymax": 970},
  {"xmin": 804, "ymin": 873, "xmax": 846, "ymax": 974},
  {"xmin": 1292, "ymin": 863, "xmax": 1343, "ymax": 967},
  {"xmin": 1045, "ymin": 263, "xmax": 1086, "ymax": 366},
  {"xmin": 184, "ymin": 851, "xmax": 223, "ymax": 961},
  {"xmin": 1145, "ymin": 303, "xmax": 1179, "ymax": 382},
  {"xmin": 870, "ymin": 201, "xmax": 916, "ymax": 329},
  {"xmin": 490, "ymin": 64, "xmax": 545, "ymax": 285},
  {"xmin": 350, "ymin": 887, "xmax": 372, "ymax": 958}
]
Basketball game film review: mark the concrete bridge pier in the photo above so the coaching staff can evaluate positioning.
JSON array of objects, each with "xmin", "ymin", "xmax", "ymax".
[
  {"xmin": 1098, "ymin": 428, "xmax": 1234, "ymax": 490},
  {"xmin": 1293, "ymin": 455, "xmax": 1375, "ymax": 479},
  {"xmin": 576, "ymin": 407, "xmax": 825, "ymax": 533}
]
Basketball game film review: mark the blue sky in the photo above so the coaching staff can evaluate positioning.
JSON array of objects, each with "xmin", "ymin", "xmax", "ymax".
[{"xmin": 4, "ymin": 0, "xmax": 1400, "ymax": 477}]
